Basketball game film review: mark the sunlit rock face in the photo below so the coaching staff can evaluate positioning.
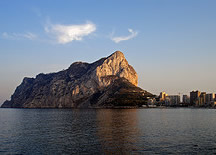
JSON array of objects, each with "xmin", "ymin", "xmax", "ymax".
[
  {"xmin": 95, "ymin": 51, "xmax": 138, "ymax": 87},
  {"xmin": 1, "ymin": 51, "xmax": 152, "ymax": 108}
]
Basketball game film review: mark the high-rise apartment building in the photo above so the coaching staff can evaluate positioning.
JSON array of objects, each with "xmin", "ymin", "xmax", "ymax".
[
  {"xmin": 198, "ymin": 92, "xmax": 207, "ymax": 106},
  {"xmin": 206, "ymin": 93, "xmax": 215, "ymax": 104},
  {"xmin": 165, "ymin": 95, "xmax": 180, "ymax": 105},
  {"xmin": 183, "ymin": 95, "xmax": 190, "ymax": 104},
  {"xmin": 190, "ymin": 90, "xmax": 201, "ymax": 105},
  {"xmin": 160, "ymin": 92, "xmax": 168, "ymax": 101}
]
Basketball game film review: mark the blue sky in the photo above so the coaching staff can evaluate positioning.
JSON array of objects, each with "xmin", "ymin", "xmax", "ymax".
[{"xmin": 0, "ymin": 0, "xmax": 216, "ymax": 104}]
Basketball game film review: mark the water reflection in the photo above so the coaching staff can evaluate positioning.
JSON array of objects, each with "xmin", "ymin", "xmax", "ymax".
[
  {"xmin": 96, "ymin": 109, "xmax": 140, "ymax": 154},
  {"xmin": 1, "ymin": 108, "xmax": 216, "ymax": 154}
]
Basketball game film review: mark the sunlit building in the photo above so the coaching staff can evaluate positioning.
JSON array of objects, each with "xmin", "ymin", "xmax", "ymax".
[
  {"xmin": 198, "ymin": 92, "xmax": 206, "ymax": 106},
  {"xmin": 160, "ymin": 92, "xmax": 168, "ymax": 101}
]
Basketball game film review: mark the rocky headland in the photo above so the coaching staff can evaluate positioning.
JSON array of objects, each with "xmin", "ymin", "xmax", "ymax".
[{"xmin": 1, "ymin": 51, "xmax": 153, "ymax": 108}]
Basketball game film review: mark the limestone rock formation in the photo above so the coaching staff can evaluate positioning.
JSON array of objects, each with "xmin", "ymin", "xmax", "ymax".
[{"xmin": 1, "ymin": 51, "xmax": 153, "ymax": 108}]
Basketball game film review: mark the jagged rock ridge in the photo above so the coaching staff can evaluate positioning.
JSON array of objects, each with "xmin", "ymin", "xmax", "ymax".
[{"xmin": 1, "ymin": 51, "xmax": 153, "ymax": 108}]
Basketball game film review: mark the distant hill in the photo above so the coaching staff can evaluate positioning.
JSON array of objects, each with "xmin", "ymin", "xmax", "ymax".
[{"xmin": 1, "ymin": 51, "xmax": 153, "ymax": 108}]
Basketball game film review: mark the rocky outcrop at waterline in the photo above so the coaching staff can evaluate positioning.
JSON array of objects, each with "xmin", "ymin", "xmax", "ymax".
[{"xmin": 1, "ymin": 51, "xmax": 153, "ymax": 108}]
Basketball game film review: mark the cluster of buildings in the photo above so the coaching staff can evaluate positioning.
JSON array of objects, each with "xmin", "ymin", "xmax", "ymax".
[
  {"xmin": 147, "ymin": 91, "xmax": 216, "ymax": 107},
  {"xmin": 188, "ymin": 91, "xmax": 216, "ymax": 107}
]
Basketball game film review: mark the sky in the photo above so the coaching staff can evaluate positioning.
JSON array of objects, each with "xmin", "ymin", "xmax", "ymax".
[{"xmin": 0, "ymin": 0, "xmax": 216, "ymax": 104}]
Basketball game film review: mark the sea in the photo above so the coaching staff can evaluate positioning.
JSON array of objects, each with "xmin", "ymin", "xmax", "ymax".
[{"xmin": 1, "ymin": 108, "xmax": 216, "ymax": 154}]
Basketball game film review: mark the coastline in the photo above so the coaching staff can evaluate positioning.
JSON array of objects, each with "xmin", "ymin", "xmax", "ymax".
[{"xmin": 1, "ymin": 106, "xmax": 216, "ymax": 109}]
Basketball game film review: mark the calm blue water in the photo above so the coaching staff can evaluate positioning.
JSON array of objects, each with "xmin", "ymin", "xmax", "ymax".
[{"xmin": 1, "ymin": 108, "xmax": 216, "ymax": 154}]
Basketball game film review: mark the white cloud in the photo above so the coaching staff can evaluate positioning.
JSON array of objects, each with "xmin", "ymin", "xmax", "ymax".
[
  {"xmin": 45, "ymin": 21, "xmax": 96, "ymax": 44},
  {"xmin": 22, "ymin": 33, "xmax": 37, "ymax": 40},
  {"xmin": 2, "ymin": 32, "xmax": 37, "ymax": 40},
  {"xmin": 111, "ymin": 29, "xmax": 138, "ymax": 43}
]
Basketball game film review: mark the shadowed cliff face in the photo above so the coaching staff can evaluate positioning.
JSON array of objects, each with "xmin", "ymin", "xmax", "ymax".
[{"xmin": 1, "ymin": 51, "xmax": 152, "ymax": 108}]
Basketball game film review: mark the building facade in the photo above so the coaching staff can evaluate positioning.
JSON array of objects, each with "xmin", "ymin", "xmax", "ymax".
[
  {"xmin": 183, "ymin": 95, "xmax": 190, "ymax": 104},
  {"xmin": 160, "ymin": 92, "xmax": 168, "ymax": 101},
  {"xmin": 198, "ymin": 92, "xmax": 206, "ymax": 106},
  {"xmin": 206, "ymin": 93, "xmax": 215, "ymax": 105},
  {"xmin": 190, "ymin": 90, "xmax": 201, "ymax": 105},
  {"xmin": 165, "ymin": 95, "xmax": 180, "ymax": 106}
]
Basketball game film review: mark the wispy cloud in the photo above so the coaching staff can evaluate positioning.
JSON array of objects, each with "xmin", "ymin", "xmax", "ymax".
[
  {"xmin": 2, "ymin": 32, "xmax": 37, "ymax": 40},
  {"xmin": 45, "ymin": 21, "xmax": 96, "ymax": 44},
  {"xmin": 111, "ymin": 29, "xmax": 138, "ymax": 43}
]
